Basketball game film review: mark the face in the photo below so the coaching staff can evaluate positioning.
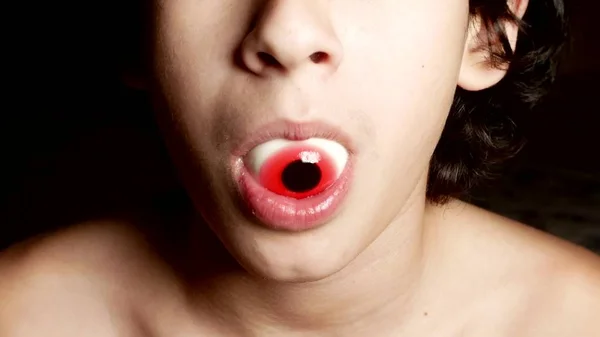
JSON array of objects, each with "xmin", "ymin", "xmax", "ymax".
[{"xmin": 148, "ymin": 0, "xmax": 471, "ymax": 282}]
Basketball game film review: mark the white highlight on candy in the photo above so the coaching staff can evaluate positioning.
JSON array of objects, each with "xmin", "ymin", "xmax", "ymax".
[
  {"xmin": 245, "ymin": 138, "xmax": 349, "ymax": 178},
  {"xmin": 304, "ymin": 138, "xmax": 348, "ymax": 175},
  {"xmin": 299, "ymin": 151, "xmax": 321, "ymax": 164}
]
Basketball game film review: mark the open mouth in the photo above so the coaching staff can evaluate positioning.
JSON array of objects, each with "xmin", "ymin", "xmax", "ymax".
[
  {"xmin": 245, "ymin": 138, "xmax": 348, "ymax": 199},
  {"xmin": 231, "ymin": 121, "xmax": 356, "ymax": 231}
]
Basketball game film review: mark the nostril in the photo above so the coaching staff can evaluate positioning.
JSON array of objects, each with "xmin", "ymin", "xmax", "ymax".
[
  {"xmin": 257, "ymin": 52, "xmax": 282, "ymax": 68},
  {"xmin": 309, "ymin": 52, "xmax": 329, "ymax": 64}
]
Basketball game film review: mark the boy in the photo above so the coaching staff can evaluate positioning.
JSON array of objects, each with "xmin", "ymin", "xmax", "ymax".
[{"xmin": 2, "ymin": 0, "xmax": 599, "ymax": 336}]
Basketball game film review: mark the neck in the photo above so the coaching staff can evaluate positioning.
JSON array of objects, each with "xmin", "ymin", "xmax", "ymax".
[{"xmin": 184, "ymin": 195, "xmax": 434, "ymax": 336}]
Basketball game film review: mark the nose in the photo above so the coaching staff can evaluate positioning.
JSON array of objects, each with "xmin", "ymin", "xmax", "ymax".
[{"xmin": 240, "ymin": 0, "xmax": 343, "ymax": 77}]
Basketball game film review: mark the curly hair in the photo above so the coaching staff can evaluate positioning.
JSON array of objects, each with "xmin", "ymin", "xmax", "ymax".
[
  {"xmin": 110, "ymin": 0, "xmax": 569, "ymax": 204},
  {"xmin": 427, "ymin": 0, "xmax": 569, "ymax": 203}
]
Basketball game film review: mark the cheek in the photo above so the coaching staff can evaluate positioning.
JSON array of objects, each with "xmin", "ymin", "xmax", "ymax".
[
  {"xmin": 152, "ymin": 0, "xmax": 249, "ymax": 113},
  {"xmin": 331, "ymin": 3, "xmax": 467, "ymax": 157}
]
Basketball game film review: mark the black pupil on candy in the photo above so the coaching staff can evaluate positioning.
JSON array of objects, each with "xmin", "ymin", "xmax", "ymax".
[{"xmin": 281, "ymin": 160, "xmax": 322, "ymax": 192}]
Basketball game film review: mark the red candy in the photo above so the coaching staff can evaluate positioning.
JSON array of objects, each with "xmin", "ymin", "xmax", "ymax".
[{"xmin": 257, "ymin": 145, "xmax": 337, "ymax": 199}]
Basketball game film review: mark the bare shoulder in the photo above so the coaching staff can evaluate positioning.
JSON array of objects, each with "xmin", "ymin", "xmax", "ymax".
[
  {"xmin": 0, "ymin": 220, "xmax": 151, "ymax": 337},
  {"xmin": 529, "ymin": 256, "xmax": 600, "ymax": 336},
  {"xmin": 510, "ymin": 239, "xmax": 600, "ymax": 336},
  {"xmin": 433, "ymin": 199, "xmax": 600, "ymax": 267},
  {"xmin": 429, "ymin": 200, "xmax": 600, "ymax": 335}
]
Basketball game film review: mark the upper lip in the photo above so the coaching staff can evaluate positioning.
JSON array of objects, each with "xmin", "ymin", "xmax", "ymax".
[{"xmin": 230, "ymin": 119, "xmax": 357, "ymax": 158}]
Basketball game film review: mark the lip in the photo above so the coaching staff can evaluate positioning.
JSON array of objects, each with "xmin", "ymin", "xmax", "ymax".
[
  {"xmin": 231, "ymin": 119, "xmax": 357, "ymax": 158},
  {"xmin": 230, "ymin": 120, "xmax": 356, "ymax": 231}
]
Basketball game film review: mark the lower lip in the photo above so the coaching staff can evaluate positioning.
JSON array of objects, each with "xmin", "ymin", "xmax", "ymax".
[{"xmin": 236, "ymin": 160, "xmax": 354, "ymax": 231}]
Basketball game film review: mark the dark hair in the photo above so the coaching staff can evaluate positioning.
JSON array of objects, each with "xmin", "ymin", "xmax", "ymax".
[
  {"xmin": 427, "ymin": 0, "xmax": 569, "ymax": 203},
  {"xmin": 110, "ymin": 0, "xmax": 568, "ymax": 204}
]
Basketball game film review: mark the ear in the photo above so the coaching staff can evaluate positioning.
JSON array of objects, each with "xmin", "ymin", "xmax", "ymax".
[{"xmin": 458, "ymin": 0, "xmax": 529, "ymax": 91}]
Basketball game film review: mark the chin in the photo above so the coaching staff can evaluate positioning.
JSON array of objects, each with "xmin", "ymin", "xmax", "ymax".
[{"xmin": 211, "ymin": 214, "xmax": 362, "ymax": 283}]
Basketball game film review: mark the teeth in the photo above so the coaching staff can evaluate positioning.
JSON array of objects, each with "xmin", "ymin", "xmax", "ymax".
[{"xmin": 245, "ymin": 138, "xmax": 349, "ymax": 178}]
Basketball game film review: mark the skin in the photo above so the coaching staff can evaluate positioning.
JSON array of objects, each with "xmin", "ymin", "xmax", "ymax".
[{"xmin": 1, "ymin": 0, "xmax": 600, "ymax": 336}]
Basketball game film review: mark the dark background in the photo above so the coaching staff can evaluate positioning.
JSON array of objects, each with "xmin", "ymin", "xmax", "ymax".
[
  {"xmin": 2, "ymin": 1, "xmax": 599, "ymax": 251},
  {"xmin": 470, "ymin": 0, "xmax": 600, "ymax": 252}
]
